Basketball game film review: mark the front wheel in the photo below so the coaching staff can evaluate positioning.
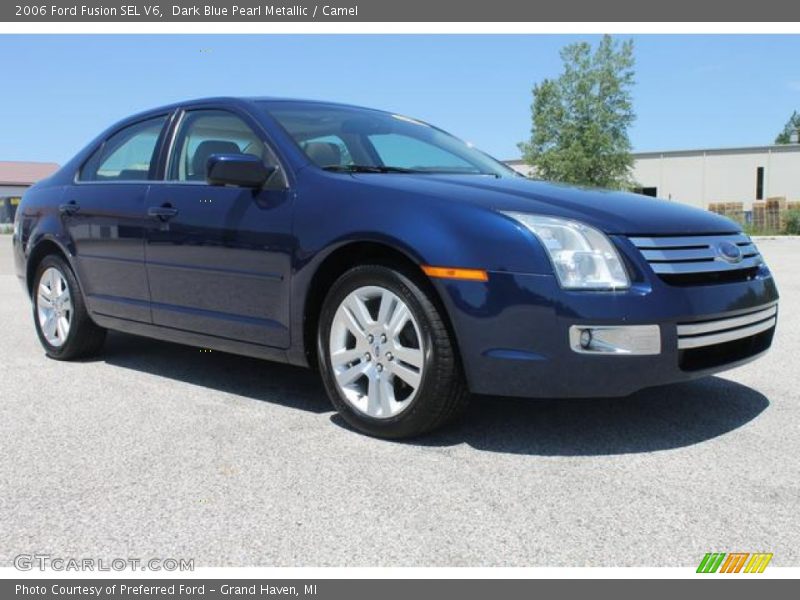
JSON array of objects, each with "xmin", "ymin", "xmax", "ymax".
[{"xmin": 317, "ymin": 265, "xmax": 469, "ymax": 439}]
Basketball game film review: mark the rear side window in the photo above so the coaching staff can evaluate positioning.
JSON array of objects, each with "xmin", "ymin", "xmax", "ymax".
[{"xmin": 79, "ymin": 116, "xmax": 167, "ymax": 182}]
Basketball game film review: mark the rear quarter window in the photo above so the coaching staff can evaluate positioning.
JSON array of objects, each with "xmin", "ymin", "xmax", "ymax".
[{"xmin": 79, "ymin": 116, "xmax": 167, "ymax": 182}]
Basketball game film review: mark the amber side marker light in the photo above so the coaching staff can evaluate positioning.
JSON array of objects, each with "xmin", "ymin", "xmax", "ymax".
[{"xmin": 421, "ymin": 265, "xmax": 489, "ymax": 282}]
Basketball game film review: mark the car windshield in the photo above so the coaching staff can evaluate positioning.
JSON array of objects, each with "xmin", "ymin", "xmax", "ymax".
[{"xmin": 261, "ymin": 102, "xmax": 515, "ymax": 177}]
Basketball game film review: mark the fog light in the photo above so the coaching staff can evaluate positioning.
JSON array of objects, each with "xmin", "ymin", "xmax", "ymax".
[{"xmin": 569, "ymin": 325, "xmax": 661, "ymax": 355}]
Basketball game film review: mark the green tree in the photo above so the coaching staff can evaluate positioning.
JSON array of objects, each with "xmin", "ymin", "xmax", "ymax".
[
  {"xmin": 519, "ymin": 35, "xmax": 636, "ymax": 189},
  {"xmin": 775, "ymin": 110, "xmax": 800, "ymax": 144}
]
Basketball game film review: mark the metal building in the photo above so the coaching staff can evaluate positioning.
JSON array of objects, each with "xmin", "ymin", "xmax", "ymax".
[{"xmin": 0, "ymin": 161, "xmax": 59, "ymax": 223}]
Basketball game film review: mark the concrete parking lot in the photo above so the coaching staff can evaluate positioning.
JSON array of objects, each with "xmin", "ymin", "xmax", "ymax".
[{"xmin": 0, "ymin": 236, "xmax": 797, "ymax": 567}]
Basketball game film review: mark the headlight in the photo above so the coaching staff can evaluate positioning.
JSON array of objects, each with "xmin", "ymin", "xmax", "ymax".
[{"xmin": 502, "ymin": 212, "xmax": 630, "ymax": 290}]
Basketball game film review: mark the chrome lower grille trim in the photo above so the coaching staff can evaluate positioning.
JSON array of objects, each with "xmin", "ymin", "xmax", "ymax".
[{"xmin": 677, "ymin": 304, "xmax": 778, "ymax": 349}]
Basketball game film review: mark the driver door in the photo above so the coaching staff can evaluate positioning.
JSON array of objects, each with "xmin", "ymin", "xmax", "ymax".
[{"xmin": 144, "ymin": 109, "xmax": 293, "ymax": 348}]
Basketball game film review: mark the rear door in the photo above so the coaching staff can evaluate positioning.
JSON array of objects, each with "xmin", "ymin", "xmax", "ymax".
[
  {"xmin": 144, "ymin": 108, "xmax": 294, "ymax": 348},
  {"xmin": 65, "ymin": 114, "xmax": 170, "ymax": 322}
]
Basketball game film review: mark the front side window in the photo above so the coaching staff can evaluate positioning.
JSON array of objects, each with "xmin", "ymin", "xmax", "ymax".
[
  {"xmin": 169, "ymin": 110, "xmax": 283, "ymax": 187},
  {"xmin": 263, "ymin": 102, "xmax": 514, "ymax": 177},
  {"xmin": 80, "ymin": 116, "xmax": 167, "ymax": 182}
]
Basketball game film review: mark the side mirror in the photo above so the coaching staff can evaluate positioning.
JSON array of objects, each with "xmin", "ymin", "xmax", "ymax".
[{"xmin": 206, "ymin": 154, "xmax": 275, "ymax": 188}]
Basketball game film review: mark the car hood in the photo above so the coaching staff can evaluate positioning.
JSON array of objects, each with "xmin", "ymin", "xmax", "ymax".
[{"xmin": 352, "ymin": 173, "xmax": 739, "ymax": 235}]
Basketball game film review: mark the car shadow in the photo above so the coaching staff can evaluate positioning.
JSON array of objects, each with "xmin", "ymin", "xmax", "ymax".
[
  {"xmin": 99, "ymin": 331, "xmax": 330, "ymax": 414},
  {"xmin": 396, "ymin": 376, "xmax": 769, "ymax": 456},
  {"xmin": 99, "ymin": 332, "xmax": 768, "ymax": 456}
]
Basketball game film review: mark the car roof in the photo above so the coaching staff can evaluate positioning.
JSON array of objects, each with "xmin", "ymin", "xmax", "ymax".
[{"xmin": 126, "ymin": 96, "xmax": 388, "ymax": 122}]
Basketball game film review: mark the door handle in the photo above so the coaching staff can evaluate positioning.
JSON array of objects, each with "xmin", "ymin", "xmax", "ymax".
[
  {"xmin": 147, "ymin": 204, "xmax": 179, "ymax": 220},
  {"xmin": 58, "ymin": 201, "xmax": 80, "ymax": 215}
]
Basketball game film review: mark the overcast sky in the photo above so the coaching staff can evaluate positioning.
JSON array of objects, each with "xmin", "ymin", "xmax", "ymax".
[{"xmin": 2, "ymin": 34, "xmax": 799, "ymax": 164}]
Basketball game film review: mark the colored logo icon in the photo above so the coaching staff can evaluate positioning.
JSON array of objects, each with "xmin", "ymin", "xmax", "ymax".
[{"xmin": 697, "ymin": 552, "xmax": 773, "ymax": 573}]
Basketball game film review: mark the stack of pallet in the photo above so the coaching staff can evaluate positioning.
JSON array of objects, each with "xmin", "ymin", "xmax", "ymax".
[
  {"xmin": 752, "ymin": 200, "xmax": 767, "ymax": 231},
  {"xmin": 765, "ymin": 197, "xmax": 787, "ymax": 232},
  {"xmin": 708, "ymin": 201, "xmax": 745, "ymax": 225},
  {"xmin": 749, "ymin": 197, "xmax": 798, "ymax": 232}
]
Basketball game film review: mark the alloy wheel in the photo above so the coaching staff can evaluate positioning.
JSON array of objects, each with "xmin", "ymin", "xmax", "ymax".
[
  {"xmin": 37, "ymin": 266, "xmax": 72, "ymax": 347},
  {"xmin": 329, "ymin": 285, "xmax": 425, "ymax": 419}
]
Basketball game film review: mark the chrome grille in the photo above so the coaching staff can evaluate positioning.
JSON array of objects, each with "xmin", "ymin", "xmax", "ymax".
[
  {"xmin": 628, "ymin": 233, "xmax": 762, "ymax": 278},
  {"xmin": 677, "ymin": 304, "xmax": 778, "ymax": 349}
]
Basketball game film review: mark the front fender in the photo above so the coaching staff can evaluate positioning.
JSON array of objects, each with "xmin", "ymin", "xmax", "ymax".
[
  {"xmin": 285, "ymin": 173, "xmax": 556, "ymax": 365},
  {"xmin": 294, "ymin": 172, "xmax": 554, "ymax": 275}
]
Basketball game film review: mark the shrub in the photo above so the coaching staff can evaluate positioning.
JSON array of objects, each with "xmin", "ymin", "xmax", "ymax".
[{"xmin": 785, "ymin": 210, "xmax": 800, "ymax": 235}]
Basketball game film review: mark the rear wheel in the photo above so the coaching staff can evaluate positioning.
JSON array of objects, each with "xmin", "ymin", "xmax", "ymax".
[
  {"xmin": 317, "ymin": 265, "xmax": 469, "ymax": 438},
  {"xmin": 32, "ymin": 255, "xmax": 106, "ymax": 360}
]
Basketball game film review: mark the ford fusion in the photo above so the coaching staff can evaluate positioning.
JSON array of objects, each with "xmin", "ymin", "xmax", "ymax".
[{"xmin": 12, "ymin": 98, "xmax": 779, "ymax": 438}]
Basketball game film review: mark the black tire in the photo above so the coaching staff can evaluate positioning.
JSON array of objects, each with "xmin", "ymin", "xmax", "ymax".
[
  {"xmin": 32, "ymin": 254, "xmax": 106, "ymax": 360},
  {"xmin": 317, "ymin": 264, "xmax": 469, "ymax": 439}
]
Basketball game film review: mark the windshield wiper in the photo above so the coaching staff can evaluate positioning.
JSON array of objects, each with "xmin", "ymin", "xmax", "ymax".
[
  {"xmin": 413, "ymin": 169, "xmax": 502, "ymax": 178},
  {"xmin": 322, "ymin": 165, "xmax": 503, "ymax": 177},
  {"xmin": 322, "ymin": 164, "xmax": 419, "ymax": 174}
]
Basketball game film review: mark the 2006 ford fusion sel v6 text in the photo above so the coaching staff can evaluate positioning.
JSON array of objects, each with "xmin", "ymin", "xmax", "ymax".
[{"xmin": 12, "ymin": 98, "xmax": 779, "ymax": 438}]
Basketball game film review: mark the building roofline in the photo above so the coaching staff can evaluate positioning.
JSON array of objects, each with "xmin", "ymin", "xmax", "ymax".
[
  {"xmin": 505, "ymin": 144, "xmax": 800, "ymax": 165},
  {"xmin": 0, "ymin": 161, "xmax": 60, "ymax": 167},
  {"xmin": 633, "ymin": 144, "xmax": 800, "ymax": 158},
  {"xmin": 0, "ymin": 161, "xmax": 60, "ymax": 186}
]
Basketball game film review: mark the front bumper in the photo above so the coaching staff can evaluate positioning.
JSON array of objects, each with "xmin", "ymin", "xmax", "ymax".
[{"xmin": 435, "ymin": 267, "xmax": 779, "ymax": 398}]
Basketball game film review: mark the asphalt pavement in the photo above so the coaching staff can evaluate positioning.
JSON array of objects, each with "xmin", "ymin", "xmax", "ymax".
[{"xmin": 0, "ymin": 236, "xmax": 797, "ymax": 567}]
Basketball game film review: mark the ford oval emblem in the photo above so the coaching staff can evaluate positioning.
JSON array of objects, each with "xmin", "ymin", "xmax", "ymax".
[{"xmin": 717, "ymin": 240, "xmax": 743, "ymax": 264}]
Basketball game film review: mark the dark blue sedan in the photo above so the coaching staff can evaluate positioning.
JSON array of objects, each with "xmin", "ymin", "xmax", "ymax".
[{"xmin": 12, "ymin": 97, "xmax": 779, "ymax": 438}]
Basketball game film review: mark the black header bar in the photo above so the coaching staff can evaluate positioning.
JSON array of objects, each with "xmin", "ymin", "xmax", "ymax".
[{"xmin": 4, "ymin": 0, "xmax": 800, "ymax": 22}]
